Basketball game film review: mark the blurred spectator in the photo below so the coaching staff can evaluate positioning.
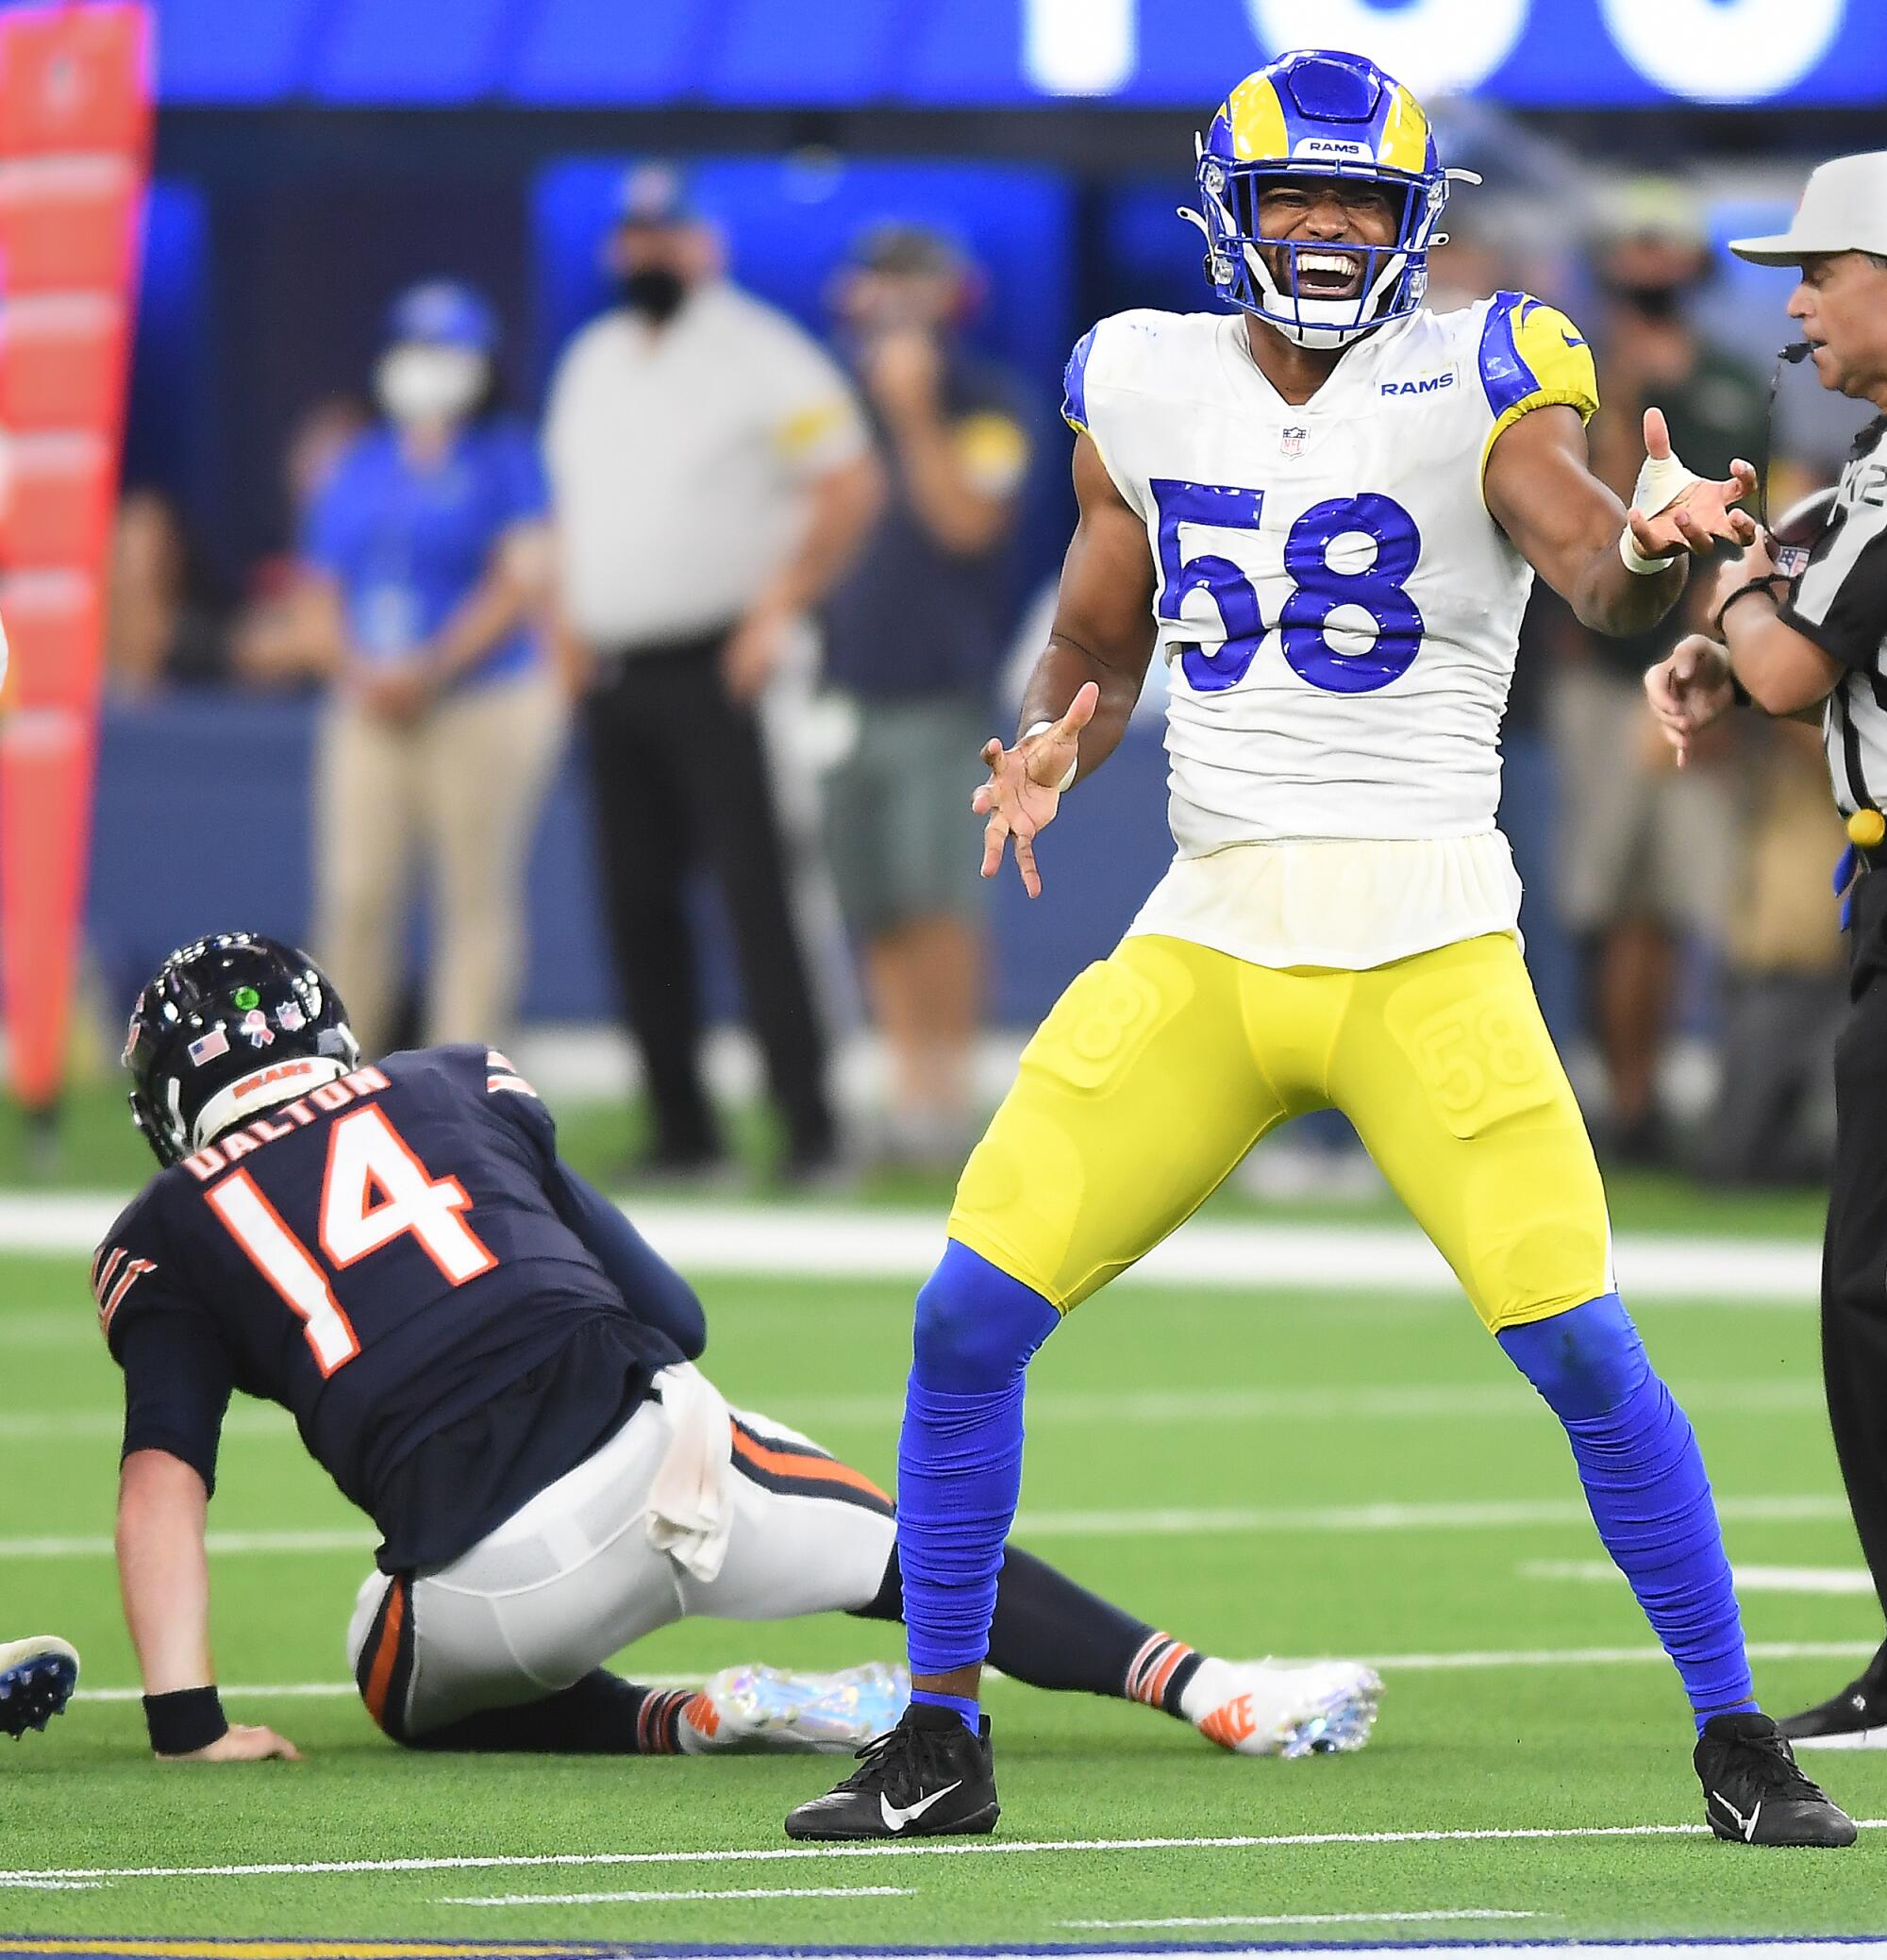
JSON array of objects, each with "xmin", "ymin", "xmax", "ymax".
[
  {"xmin": 304, "ymin": 280, "xmax": 562, "ymax": 1058},
  {"xmin": 230, "ymin": 394, "xmax": 371, "ymax": 690},
  {"xmin": 1699, "ymin": 717, "xmax": 1845, "ymax": 1185},
  {"xmin": 1547, "ymin": 177, "xmax": 1770, "ymax": 1162},
  {"xmin": 103, "ymin": 488, "xmax": 227, "ymax": 693},
  {"xmin": 543, "ymin": 164, "xmax": 881, "ymax": 1185},
  {"xmin": 822, "ymin": 224, "xmax": 1033, "ymax": 1166}
]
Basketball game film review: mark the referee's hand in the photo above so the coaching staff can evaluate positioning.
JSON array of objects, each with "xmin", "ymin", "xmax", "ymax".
[
  {"xmin": 1644, "ymin": 634, "xmax": 1736, "ymax": 769},
  {"xmin": 972, "ymin": 682, "xmax": 1098, "ymax": 899}
]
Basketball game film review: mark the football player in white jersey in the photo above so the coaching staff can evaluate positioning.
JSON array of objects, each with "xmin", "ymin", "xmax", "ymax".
[{"xmin": 789, "ymin": 49, "xmax": 1856, "ymax": 1848}]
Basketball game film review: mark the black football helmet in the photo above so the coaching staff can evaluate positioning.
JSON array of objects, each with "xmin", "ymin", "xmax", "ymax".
[{"xmin": 123, "ymin": 932, "xmax": 359, "ymax": 1168}]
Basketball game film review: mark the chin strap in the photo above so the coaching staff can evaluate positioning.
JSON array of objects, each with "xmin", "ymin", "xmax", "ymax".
[{"xmin": 192, "ymin": 1056, "xmax": 348, "ymax": 1154}]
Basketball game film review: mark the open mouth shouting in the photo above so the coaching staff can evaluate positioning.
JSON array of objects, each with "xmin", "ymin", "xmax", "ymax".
[{"xmin": 1290, "ymin": 247, "xmax": 1367, "ymax": 301}]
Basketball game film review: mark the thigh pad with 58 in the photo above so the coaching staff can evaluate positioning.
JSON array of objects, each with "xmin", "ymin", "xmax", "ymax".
[
  {"xmin": 1382, "ymin": 965, "xmax": 1561, "ymax": 1141},
  {"xmin": 1376, "ymin": 945, "xmax": 1609, "ymax": 1330}
]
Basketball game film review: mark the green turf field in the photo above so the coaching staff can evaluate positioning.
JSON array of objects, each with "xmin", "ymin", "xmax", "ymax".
[{"xmin": 4, "ymin": 1220, "xmax": 1885, "ymax": 1951}]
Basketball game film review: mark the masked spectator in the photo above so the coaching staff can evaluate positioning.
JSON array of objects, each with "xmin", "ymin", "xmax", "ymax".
[
  {"xmin": 543, "ymin": 165, "xmax": 881, "ymax": 1186},
  {"xmin": 304, "ymin": 281, "xmax": 562, "ymax": 1056}
]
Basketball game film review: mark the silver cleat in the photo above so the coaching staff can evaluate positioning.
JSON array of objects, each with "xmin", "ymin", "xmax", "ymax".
[
  {"xmin": 690, "ymin": 1661, "xmax": 910, "ymax": 1754},
  {"xmin": 1194, "ymin": 1658, "xmax": 1383, "ymax": 1759}
]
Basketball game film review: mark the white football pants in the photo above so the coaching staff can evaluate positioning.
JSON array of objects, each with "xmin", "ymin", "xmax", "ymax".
[{"xmin": 344, "ymin": 1363, "xmax": 895, "ymax": 1738}]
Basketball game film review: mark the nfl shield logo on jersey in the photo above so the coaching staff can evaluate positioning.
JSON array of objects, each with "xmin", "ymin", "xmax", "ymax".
[{"xmin": 1281, "ymin": 426, "xmax": 1307, "ymax": 457}]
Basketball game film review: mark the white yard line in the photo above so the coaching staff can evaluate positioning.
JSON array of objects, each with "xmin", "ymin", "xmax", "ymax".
[
  {"xmin": 72, "ymin": 1638, "xmax": 1881, "ymax": 1710},
  {"xmin": 7, "ymin": 1820, "xmax": 1886, "ymax": 1885},
  {"xmin": 1359, "ymin": 1639, "xmax": 1878, "ymax": 1671},
  {"xmin": 0, "ymin": 1194, "xmax": 1821, "ymax": 1301},
  {"xmin": 443, "ymin": 1885, "xmax": 912, "ymax": 1906},
  {"xmin": 6, "ymin": 1491, "xmax": 1853, "ymax": 1562},
  {"xmin": 0, "ymin": 1380, "xmax": 1825, "ymax": 1444},
  {"xmin": 0, "ymin": 1527, "xmax": 376, "ymax": 1558},
  {"xmin": 1079, "ymin": 1950, "xmax": 1887, "ymax": 1960},
  {"xmin": 1062, "ymin": 1910, "xmax": 1547, "ymax": 1931},
  {"xmin": 0, "ymin": 1407, "xmax": 291, "ymax": 1441},
  {"xmin": 1013, "ymin": 1495, "xmax": 1851, "ymax": 1537},
  {"xmin": 1523, "ymin": 1560, "xmax": 1879, "ymax": 1597}
]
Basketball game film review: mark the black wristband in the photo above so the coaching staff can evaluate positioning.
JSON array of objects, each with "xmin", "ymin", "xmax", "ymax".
[
  {"xmin": 144, "ymin": 1685, "xmax": 227, "ymax": 1755},
  {"xmin": 1712, "ymin": 575, "xmax": 1792, "ymax": 638}
]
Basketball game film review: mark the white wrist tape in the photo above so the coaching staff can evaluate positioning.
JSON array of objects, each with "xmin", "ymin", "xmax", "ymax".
[
  {"xmin": 1620, "ymin": 443, "xmax": 1703, "ymax": 574},
  {"xmin": 1619, "ymin": 529, "xmax": 1678, "ymax": 576},
  {"xmin": 1631, "ymin": 444, "xmax": 1704, "ymax": 520},
  {"xmin": 1022, "ymin": 719, "xmax": 1078, "ymax": 794}
]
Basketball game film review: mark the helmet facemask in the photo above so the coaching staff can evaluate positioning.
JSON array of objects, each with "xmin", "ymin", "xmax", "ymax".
[{"xmin": 1184, "ymin": 146, "xmax": 1455, "ymax": 349}]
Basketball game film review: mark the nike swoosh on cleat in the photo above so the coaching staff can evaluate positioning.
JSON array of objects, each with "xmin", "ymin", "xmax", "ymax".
[
  {"xmin": 879, "ymin": 1780, "xmax": 963, "ymax": 1833},
  {"xmin": 1710, "ymin": 1789, "xmax": 1761, "ymax": 1842}
]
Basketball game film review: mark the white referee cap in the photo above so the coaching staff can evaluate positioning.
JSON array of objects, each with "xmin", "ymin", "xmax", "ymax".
[{"xmin": 1729, "ymin": 152, "xmax": 1887, "ymax": 265}]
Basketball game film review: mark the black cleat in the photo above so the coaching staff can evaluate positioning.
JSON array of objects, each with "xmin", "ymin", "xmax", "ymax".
[
  {"xmin": 784, "ymin": 1701, "xmax": 998, "ymax": 1841},
  {"xmin": 1777, "ymin": 1639, "xmax": 1887, "ymax": 1746},
  {"xmin": 0, "ymin": 1636, "xmax": 80, "ymax": 1740},
  {"xmin": 1695, "ymin": 1711, "xmax": 1858, "ymax": 1846}
]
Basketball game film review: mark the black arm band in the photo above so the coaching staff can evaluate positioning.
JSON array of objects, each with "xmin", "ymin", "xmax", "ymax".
[{"xmin": 143, "ymin": 1685, "xmax": 227, "ymax": 1755}]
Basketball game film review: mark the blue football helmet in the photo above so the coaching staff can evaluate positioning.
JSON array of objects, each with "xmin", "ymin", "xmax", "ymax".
[{"xmin": 1182, "ymin": 49, "xmax": 1475, "ymax": 349}]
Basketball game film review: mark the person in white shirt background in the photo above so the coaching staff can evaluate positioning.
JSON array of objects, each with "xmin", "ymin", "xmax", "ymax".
[{"xmin": 544, "ymin": 165, "xmax": 881, "ymax": 1187}]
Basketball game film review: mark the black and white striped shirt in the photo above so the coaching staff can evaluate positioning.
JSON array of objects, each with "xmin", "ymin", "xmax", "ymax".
[{"xmin": 1781, "ymin": 415, "xmax": 1887, "ymax": 816}]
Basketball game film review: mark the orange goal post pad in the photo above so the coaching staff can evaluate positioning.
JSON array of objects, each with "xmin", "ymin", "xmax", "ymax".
[{"xmin": 0, "ymin": 2, "xmax": 152, "ymax": 1114}]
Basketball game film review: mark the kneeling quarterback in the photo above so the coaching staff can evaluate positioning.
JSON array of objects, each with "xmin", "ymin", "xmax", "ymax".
[
  {"xmin": 789, "ymin": 48, "xmax": 1854, "ymax": 1845},
  {"xmin": 99, "ymin": 931, "xmax": 1377, "ymax": 1765}
]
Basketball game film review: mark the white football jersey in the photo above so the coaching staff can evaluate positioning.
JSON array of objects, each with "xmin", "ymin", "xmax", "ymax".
[{"xmin": 1064, "ymin": 292, "xmax": 1598, "ymax": 854}]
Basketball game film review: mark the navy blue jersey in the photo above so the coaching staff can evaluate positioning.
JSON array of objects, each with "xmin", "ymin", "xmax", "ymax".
[{"xmin": 94, "ymin": 1045, "xmax": 692, "ymax": 1569}]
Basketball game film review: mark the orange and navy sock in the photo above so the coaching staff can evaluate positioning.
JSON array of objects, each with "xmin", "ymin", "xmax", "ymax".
[
  {"xmin": 1125, "ymin": 1633, "xmax": 1206, "ymax": 1717},
  {"xmin": 857, "ymin": 1537, "xmax": 1208, "ymax": 1721}
]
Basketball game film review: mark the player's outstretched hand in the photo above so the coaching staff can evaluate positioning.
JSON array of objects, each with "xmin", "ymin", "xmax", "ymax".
[
  {"xmin": 1644, "ymin": 633, "xmax": 1736, "ymax": 768},
  {"xmin": 971, "ymin": 681, "xmax": 1098, "ymax": 899},
  {"xmin": 1628, "ymin": 407, "xmax": 1759, "ymax": 561},
  {"xmin": 159, "ymin": 1722, "xmax": 302, "ymax": 1764}
]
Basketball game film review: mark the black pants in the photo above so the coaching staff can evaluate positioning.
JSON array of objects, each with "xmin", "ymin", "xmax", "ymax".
[
  {"xmin": 582, "ymin": 631, "xmax": 833, "ymax": 1164},
  {"xmin": 1824, "ymin": 868, "xmax": 1887, "ymax": 1621},
  {"xmin": 1701, "ymin": 971, "xmax": 1841, "ymax": 1185}
]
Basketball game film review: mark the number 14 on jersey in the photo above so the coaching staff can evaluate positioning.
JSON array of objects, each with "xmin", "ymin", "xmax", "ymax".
[{"xmin": 206, "ymin": 1106, "xmax": 494, "ymax": 1377}]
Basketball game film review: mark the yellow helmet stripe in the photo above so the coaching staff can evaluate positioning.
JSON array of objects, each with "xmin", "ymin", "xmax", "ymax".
[
  {"xmin": 1377, "ymin": 83, "xmax": 1429, "ymax": 175},
  {"xmin": 1224, "ymin": 74, "xmax": 1288, "ymax": 162}
]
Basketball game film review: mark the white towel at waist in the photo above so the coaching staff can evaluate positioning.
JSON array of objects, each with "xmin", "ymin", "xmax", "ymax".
[{"xmin": 644, "ymin": 1362, "xmax": 735, "ymax": 1583}]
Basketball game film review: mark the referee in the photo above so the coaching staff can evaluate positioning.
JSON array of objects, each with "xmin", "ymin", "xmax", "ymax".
[
  {"xmin": 544, "ymin": 168, "xmax": 882, "ymax": 1184},
  {"xmin": 1645, "ymin": 151, "xmax": 1887, "ymax": 1741}
]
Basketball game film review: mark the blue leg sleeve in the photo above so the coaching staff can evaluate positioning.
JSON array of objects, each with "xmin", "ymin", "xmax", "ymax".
[
  {"xmin": 897, "ymin": 1240, "xmax": 1061, "ymax": 1685},
  {"xmin": 1498, "ymin": 1292, "xmax": 1756, "ymax": 1729}
]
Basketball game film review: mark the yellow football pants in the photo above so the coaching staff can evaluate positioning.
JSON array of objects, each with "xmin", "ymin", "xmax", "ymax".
[{"xmin": 949, "ymin": 931, "xmax": 1611, "ymax": 1332}]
